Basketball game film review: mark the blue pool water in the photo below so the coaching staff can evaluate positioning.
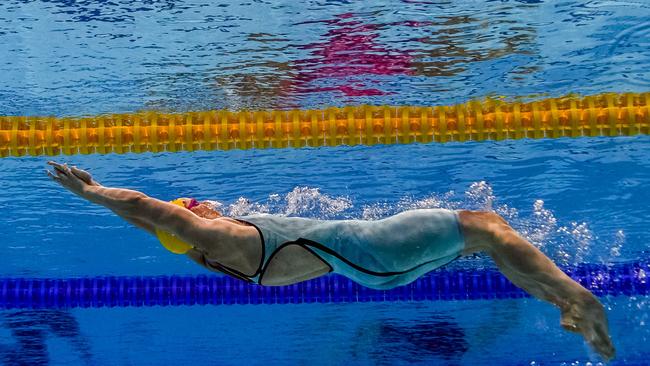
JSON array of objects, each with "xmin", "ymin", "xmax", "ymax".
[{"xmin": 1, "ymin": 1, "xmax": 650, "ymax": 365}]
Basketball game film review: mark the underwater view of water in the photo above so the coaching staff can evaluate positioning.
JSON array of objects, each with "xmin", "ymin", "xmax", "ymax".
[{"xmin": 1, "ymin": 1, "xmax": 649, "ymax": 365}]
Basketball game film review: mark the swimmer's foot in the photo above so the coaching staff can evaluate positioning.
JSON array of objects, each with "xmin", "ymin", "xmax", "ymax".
[{"xmin": 560, "ymin": 292, "xmax": 615, "ymax": 361}]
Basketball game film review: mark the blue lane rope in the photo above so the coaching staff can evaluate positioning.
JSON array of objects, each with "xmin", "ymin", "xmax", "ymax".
[{"xmin": 0, "ymin": 262, "xmax": 647, "ymax": 309}]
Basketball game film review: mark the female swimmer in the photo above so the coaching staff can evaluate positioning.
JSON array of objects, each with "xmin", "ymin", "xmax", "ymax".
[{"xmin": 46, "ymin": 161, "xmax": 614, "ymax": 360}]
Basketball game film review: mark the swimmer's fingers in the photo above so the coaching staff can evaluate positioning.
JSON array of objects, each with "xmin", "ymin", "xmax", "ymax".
[
  {"xmin": 47, "ymin": 169, "xmax": 74, "ymax": 192},
  {"xmin": 46, "ymin": 169, "xmax": 62, "ymax": 182},
  {"xmin": 47, "ymin": 167, "xmax": 72, "ymax": 186},
  {"xmin": 70, "ymin": 166, "xmax": 98, "ymax": 186},
  {"xmin": 47, "ymin": 161, "xmax": 71, "ymax": 176},
  {"xmin": 47, "ymin": 160, "xmax": 65, "ymax": 170},
  {"xmin": 46, "ymin": 163, "xmax": 88, "ymax": 195},
  {"xmin": 48, "ymin": 162, "xmax": 97, "ymax": 186}
]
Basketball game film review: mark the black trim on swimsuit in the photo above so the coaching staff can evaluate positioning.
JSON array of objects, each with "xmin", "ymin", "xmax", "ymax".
[
  {"xmin": 204, "ymin": 219, "xmax": 460, "ymax": 285},
  {"xmin": 203, "ymin": 218, "xmax": 266, "ymax": 283},
  {"xmin": 289, "ymin": 237, "xmax": 458, "ymax": 277},
  {"xmin": 204, "ymin": 261, "xmax": 254, "ymax": 283},
  {"xmin": 257, "ymin": 240, "xmax": 334, "ymax": 285},
  {"xmin": 233, "ymin": 218, "xmax": 266, "ymax": 277}
]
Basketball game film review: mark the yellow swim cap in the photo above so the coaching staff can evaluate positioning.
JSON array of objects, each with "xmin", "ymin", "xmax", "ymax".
[{"xmin": 155, "ymin": 198, "xmax": 193, "ymax": 254}]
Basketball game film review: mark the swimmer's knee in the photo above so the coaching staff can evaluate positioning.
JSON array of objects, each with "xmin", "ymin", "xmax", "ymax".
[
  {"xmin": 458, "ymin": 210, "xmax": 508, "ymax": 229},
  {"xmin": 458, "ymin": 210, "xmax": 512, "ymax": 253}
]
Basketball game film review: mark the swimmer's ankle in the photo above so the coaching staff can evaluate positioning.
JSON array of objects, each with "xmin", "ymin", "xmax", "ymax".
[{"xmin": 559, "ymin": 288, "xmax": 600, "ymax": 314}]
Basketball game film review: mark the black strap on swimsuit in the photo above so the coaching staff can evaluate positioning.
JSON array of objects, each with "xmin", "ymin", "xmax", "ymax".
[
  {"xmin": 257, "ymin": 239, "xmax": 333, "ymax": 285},
  {"xmin": 202, "ymin": 218, "xmax": 458, "ymax": 284},
  {"xmin": 203, "ymin": 219, "xmax": 265, "ymax": 283},
  {"xmin": 202, "ymin": 219, "xmax": 333, "ymax": 285}
]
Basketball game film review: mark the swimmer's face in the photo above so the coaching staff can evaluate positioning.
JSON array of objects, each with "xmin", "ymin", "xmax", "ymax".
[{"xmin": 179, "ymin": 198, "xmax": 222, "ymax": 219}]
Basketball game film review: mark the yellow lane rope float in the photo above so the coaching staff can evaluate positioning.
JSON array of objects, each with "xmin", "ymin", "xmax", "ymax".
[{"xmin": 1, "ymin": 92, "xmax": 649, "ymax": 157}]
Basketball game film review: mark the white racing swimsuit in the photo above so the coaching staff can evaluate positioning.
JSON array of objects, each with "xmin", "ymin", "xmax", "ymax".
[{"xmin": 207, "ymin": 209, "xmax": 466, "ymax": 290}]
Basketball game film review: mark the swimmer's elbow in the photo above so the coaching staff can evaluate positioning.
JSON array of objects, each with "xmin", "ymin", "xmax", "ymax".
[
  {"xmin": 124, "ymin": 191, "xmax": 147, "ymax": 204},
  {"xmin": 133, "ymin": 191, "xmax": 148, "ymax": 201},
  {"xmin": 114, "ymin": 190, "xmax": 148, "ymax": 212}
]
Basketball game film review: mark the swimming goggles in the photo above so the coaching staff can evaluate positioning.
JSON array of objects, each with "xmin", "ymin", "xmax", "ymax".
[{"xmin": 185, "ymin": 198, "xmax": 200, "ymax": 210}]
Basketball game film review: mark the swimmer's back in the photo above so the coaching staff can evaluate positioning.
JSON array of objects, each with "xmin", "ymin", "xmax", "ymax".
[{"xmin": 237, "ymin": 209, "xmax": 465, "ymax": 289}]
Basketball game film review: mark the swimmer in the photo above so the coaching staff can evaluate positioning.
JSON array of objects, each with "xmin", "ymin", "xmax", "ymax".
[{"xmin": 46, "ymin": 161, "xmax": 615, "ymax": 360}]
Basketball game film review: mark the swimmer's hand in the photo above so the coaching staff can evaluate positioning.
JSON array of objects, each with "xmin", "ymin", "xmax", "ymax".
[{"xmin": 46, "ymin": 161, "xmax": 100, "ymax": 197}]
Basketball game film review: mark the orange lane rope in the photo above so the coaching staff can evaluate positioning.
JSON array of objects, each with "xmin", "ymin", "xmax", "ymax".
[{"xmin": 0, "ymin": 93, "xmax": 648, "ymax": 157}]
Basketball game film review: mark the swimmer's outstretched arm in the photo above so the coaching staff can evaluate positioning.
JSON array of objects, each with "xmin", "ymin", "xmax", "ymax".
[
  {"xmin": 47, "ymin": 164, "xmax": 157, "ymax": 235},
  {"xmin": 46, "ymin": 162, "xmax": 188, "ymax": 235},
  {"xmin": 459, "ymin": 211, "xmax": 615, "ymax": 360},
  {"xmin": 46, "ymin": 161, "xmax": 262, "ymax": 274}
]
